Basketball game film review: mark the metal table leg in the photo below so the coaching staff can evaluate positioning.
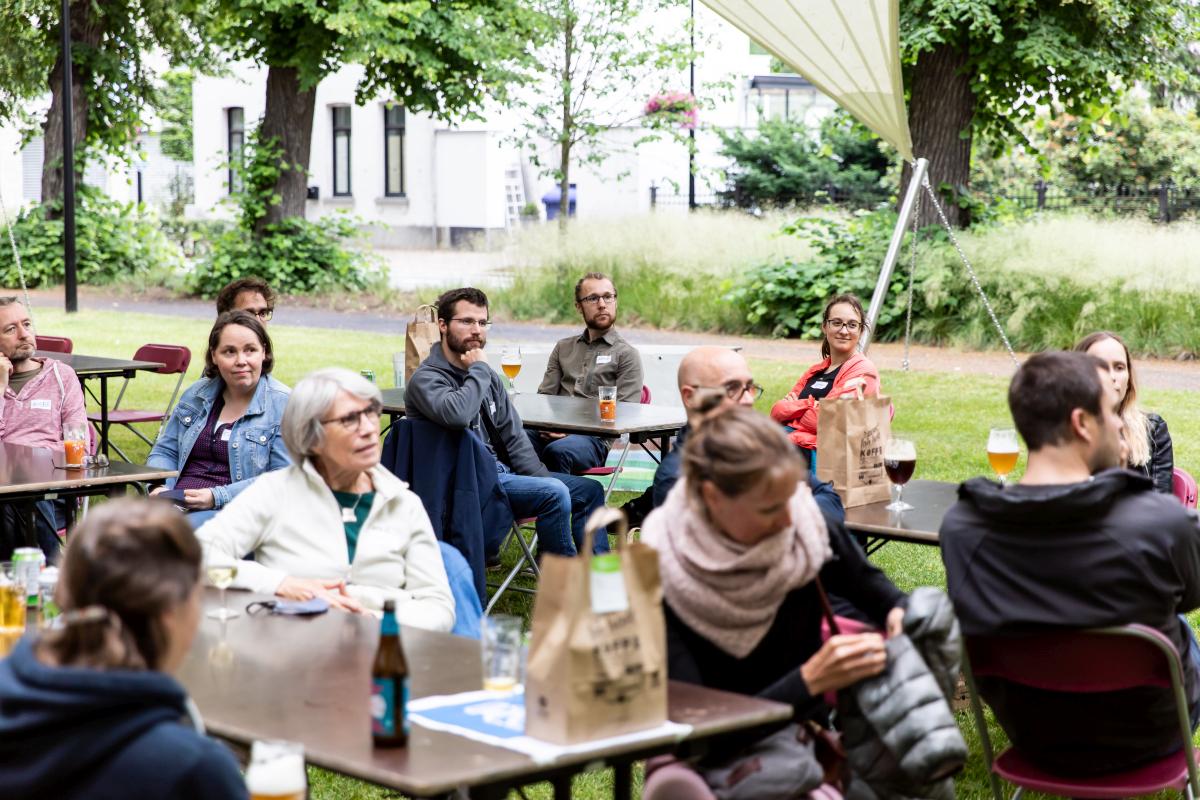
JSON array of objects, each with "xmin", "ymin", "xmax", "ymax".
[{"xmin": 99, "ymin": 376, "xmax": 110, "ymax": 457}]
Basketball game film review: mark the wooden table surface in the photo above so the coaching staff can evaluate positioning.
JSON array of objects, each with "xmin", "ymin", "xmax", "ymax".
[
  {"xmin": 181, "ymin": 590, "xmax": 791, "ymax": 798},
  {"xmin": 37, "ymin": 351, "xmax": 165, "ymax": 377},
  {"xmin": 381, "ymin": 388, "xmax": 687, "ymax": 439},
  {"xmin": 842, "ymin": 479, "xmax": 959, "ymax": 548},
  {"xmin": 0, "ymin": 441, "xmax": 176, "ymax": 499}
]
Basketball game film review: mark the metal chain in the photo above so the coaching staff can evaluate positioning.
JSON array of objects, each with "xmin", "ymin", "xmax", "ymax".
[
  {"xmin": 920, "ymin": 176, "xmax": 1019, "ymax": 368},
  {"xmin": 901, "ymin": 192, "xmax": 918, "ymax": 371},
  {"xmin": 0, "ymin": 160, "xmax": 35, "ymax": 326}
]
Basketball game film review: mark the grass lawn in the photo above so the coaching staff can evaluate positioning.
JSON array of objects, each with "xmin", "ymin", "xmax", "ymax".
[{"xmin": 28, "ymin": 307, "xmax": 1200, "ymax": 800}]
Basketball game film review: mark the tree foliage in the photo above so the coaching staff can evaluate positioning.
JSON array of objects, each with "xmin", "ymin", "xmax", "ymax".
[{"xmin": 156, "ymin": 68, "xmax": 194, "ymax": 163}]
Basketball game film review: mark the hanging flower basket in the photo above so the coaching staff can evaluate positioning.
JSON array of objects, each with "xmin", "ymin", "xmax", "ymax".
[{"xmin": 644, "ymin": 92, "xmax": 698, "ymax": 130}]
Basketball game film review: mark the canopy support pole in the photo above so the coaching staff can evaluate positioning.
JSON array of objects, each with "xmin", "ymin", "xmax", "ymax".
[{"xmin": 861, "ymin": 157, "xmax": 927, "ymax": 352}]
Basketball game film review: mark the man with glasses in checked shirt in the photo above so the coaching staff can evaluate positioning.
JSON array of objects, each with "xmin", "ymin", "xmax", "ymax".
[{"xmin": 528, "ymin": 272, "xmax": 643, "ymax": 474}]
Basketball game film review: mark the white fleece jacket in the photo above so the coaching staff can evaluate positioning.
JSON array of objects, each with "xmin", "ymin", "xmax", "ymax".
[{"xmin": 196, "ymin": 459, "xmax": 455, "ymax": 632}]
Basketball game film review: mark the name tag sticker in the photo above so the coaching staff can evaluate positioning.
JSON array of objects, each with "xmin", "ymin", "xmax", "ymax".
[
  {"xmin": 810, "ymin": 381, "xmax": 829, "ymax": 390},
  {"xmin": 220, "ymin": 428, "xmax": 232, "ymax": 442},
  {"xmin": 595, "ymin": 355, "xmax": 613, "ymax": 365},
  {"xmin": 30, "ymin": 399, "xmax": 51, "ymax": 410}
]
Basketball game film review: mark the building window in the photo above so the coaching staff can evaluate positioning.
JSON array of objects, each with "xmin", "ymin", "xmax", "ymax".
[
  {"xmin": 332, "ymin": 106, "xmax": 352, "ymax": 196},
  {"xmin": 384, "ymin": 105, "xmax": 405, "ymax": 197},
  {"xmin": 227, "ymin": 107, "xmax": 244, "ymax": 194}
]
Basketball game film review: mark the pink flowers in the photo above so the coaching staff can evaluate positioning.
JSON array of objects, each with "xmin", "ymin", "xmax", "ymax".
[{"xmin": 644, "ymin": 92, "xmax": 698, "ymax": 129}]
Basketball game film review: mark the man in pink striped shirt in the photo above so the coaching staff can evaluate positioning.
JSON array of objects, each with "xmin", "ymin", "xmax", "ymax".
[{"xmin": 0, "ymin": 297, "xmax": 87, "ymax": 561}]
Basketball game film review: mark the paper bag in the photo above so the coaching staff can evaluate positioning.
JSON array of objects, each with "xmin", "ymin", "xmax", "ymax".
[
  {"xmin": 405, "ymin": 304, "xmax": 440, "ymax": 382},
  {"xmin": 815, "ymin": 393, "xmax": 892, "ymax": 508},
  {"xmin": 524, "ymin": 507, "xmax": 668, "ymax": 744}
]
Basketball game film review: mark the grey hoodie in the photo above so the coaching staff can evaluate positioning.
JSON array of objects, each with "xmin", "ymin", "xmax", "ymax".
[{"xmin": 405, "ymin": 343, "xmax": 550, "ymax": 477}]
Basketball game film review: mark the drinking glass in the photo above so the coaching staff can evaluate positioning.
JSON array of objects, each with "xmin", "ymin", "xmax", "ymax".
[
  {"xmin": 0, "ymin": 563, "xmax": 25, "ymax": 657},
  {"xmin": 884, "ymin": 437, "xmax": 917, "ymax": 512},
  {"xmin": 245, "ymin": 739, "xmax": 306, "ymax": 800},
  {"xmin": 206, "ymin": 559, "xmax": 240, "ymax": 621},
  {"xmin": 481, "ymin": 615, "xmax": 523, "ymax": 692},
  {"xmin": 63, "ymin": 424, "xmax": 87, "ymax": 468},
  {"xmin": 987, "ymin": 427, "xmax": 1020, "ymax": 486},
  {"xmin": 500, "ymin": 346, "xmax": 522, "ymax": 394},
  {"xmin": 598, "ymin": 385, "xmax": 617, "ymax": 424}
]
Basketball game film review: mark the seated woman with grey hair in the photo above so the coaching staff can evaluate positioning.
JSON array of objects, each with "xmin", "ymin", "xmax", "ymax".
[{"xmin": 196, "ymin": 367, "xmax": 462, "ymax": 632}]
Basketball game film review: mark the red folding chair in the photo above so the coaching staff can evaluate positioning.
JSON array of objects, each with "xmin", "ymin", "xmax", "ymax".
[
  {"xmin": 87, "ymin": 344, "xmax": 191, "ymax": 462},
  {"xmin": 964, "ymin": 624, "xmax": 1200, "ymax": 800},
  {"xmin": 582, "ymin": 385, "xmax": 651, "ymax": 500},
  {"xmin": 35, "ymin": 335, "xmax": 73, "ymax": 354},
  {"xmin": 1174, "ymin": 468, "xmax": 1198, "ymax": 510}
]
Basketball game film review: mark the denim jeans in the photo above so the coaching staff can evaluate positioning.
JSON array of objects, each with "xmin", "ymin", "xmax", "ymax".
[
  {"xmin": 525, "ymin": 430, "xmax": 611, "ymax": 474},
  {"xmin": 497, "ymin": 464, "xmax": 608, "ymax": 556},
  {"xmin": 1181, "ymin": 614, "xmax": 1200, "ymax": 730},
  {"xmin": 440, "ymin": 542, "xmax": 483, "ymax": 639}
]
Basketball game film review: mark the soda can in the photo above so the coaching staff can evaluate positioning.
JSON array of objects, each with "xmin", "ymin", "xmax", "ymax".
[
  {"xmin": 12, "ymin": 548, "xmax": 43, "ymax": 607},
  {"xmin": 360, "ymin": 369, "xmax": 376, "ymax": 384}
]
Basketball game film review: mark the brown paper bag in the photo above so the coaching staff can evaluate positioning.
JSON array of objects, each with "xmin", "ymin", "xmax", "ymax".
[
  {"xmin": 524, "ymin": 507, "xmax": 668, "ymax": 744},
  {"xmin": 815, "ymin": 392, "xmax": 892, "ymax": 508},
  {"xmin": 405, "ymin": 305, "xmax": 440, "ymax": 382}
]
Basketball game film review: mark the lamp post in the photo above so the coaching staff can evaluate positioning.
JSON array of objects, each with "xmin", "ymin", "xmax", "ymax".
[
  {"xmin": 61, "ymin": 0, "xmax": 78, "ymax": 313},
  {"xmin": 687, "ymin": 0, "xmax": 696, "ymax": 211}
]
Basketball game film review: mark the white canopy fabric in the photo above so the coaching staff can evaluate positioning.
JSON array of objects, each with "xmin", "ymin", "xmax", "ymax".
[{"xmin": 703, "ymin": 0, "xmax": 913, "ymax": 161}]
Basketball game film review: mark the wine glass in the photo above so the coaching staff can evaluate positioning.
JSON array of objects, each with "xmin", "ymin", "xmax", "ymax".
[
  {"xmin": 987, "ymin": 427, "xmax": 1020, "ymax": 486},
  {"xmin": 206, "ymin": 560, "xmax": 240, "ymax": 621},
  {"xmin": 884, "ymin": 437, "xmax": 917, "ymax": 512},
  {"xmin": 500, "ymin": 346, "xmax": 522, "ymax": 394}
]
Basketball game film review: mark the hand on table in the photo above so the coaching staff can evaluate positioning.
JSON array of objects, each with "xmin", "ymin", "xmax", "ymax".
[
  {"xmin": 276, "ymin": 576, "xmax": 365, "ymax": 614},
  {"xmin": 800, "ymin": 632, "xmax": 887, "ymax": 695},
  {"xmin": 183, "ymin": 489, "xmax": 215, "ymax": 510}
]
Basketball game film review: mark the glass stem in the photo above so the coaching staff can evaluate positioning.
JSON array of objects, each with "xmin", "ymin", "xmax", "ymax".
[
  {"xmin": 220, "ymin": 586, "xmax": 228, "ymax": 618},
  {"xmin": 897, "ymin": 484, "xmax": 904, "ymax": 507}
]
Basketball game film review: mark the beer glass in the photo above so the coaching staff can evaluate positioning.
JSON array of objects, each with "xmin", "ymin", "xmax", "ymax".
[
  {"xmin": 63, "ymin": 424, "xmax": 87, "ymax": 468},
  {"xmin": 0, "ymin": 563, "xmax": 26, "ymax": 657},
  {"xmin": 987, "ymin": 427, "xmax": 1020, "ymax": 486},
  {"xmin": 598, "ymin": 385, "xmax": 617, "ymax": 424},
  {"xmin": 884, "ymin": 437, "xmax": 917, "ymax": 512},
  {"xmin": 500, "ymin": 346, "xmax": 522, "ymax": 394},
  {"xmin": 245, "ymin": 739, "xmax": 306, "ymax": 800},
  {"xmin": 481, "ymin": 615, "xmax": 523, "ymax": 692},
  {"xmin": 206, "ymin": 559, "xmax": 240, "ymax": 621}
]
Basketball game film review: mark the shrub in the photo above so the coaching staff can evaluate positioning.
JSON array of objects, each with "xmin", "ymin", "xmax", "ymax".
[
  {"xmin": 0, "ymin": 190, "xmax": 183, "ymax": 287},
  {"xmin": 188, "ymin": 216, "xmax": 384, "ymax": 297}
]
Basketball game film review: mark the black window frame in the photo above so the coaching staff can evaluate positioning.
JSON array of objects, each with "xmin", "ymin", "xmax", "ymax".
[
  {"xmin": 227, "ymin": 107, "xmax": 245, "ymax": 194},
  {"xmin": 332, "ymin": 106, "xmax": 352, "ymax": 197},
  {"xmin": 383, "ymin": 104, "xmax": 405, "ymax": 197}
]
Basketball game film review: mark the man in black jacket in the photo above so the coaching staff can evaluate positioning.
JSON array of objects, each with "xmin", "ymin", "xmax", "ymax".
[
  {"xmin": 406, "ymin": 287, "xmax": 606, "ymax": 557},
  {"xmin": 941, "ymin": 350, "xmax": 1200, "ymax": 776}
]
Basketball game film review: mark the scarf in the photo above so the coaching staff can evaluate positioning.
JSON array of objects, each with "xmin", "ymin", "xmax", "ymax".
[{"xmin": 642, "ymin": 478, "xmax": 832, "ymax": 658}]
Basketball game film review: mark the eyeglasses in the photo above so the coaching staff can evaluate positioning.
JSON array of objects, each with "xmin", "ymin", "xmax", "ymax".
[
  {"xmin": 248, "ymin": 308, "xmax": 274, "ymax": 321},
  {"xmin": 448, "ymin": 317, "xmax": 492, "ymax": 329},
  {"xmin": 321, "ymin": 399, "xmax": 383, "ymax": 431},
  {"xmin": 578, "ymin": 293, "xmax": 618, "ymax": 305},
  {"xmin": 692, "ymin": 380, "xmax": 765, "ymax": 401},
  {"xmin": 824, "ymin": 318, "xmax": 861, "ymax": 332}
]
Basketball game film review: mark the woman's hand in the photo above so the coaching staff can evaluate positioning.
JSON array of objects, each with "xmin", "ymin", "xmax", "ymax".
[
  {"xmin": 886, "ymin": 606, "xmax": 905, "ymax": 638},
  {"xmin": 800, "ymin": 633, "xmax": 888, "ymax": 695},
  {"xmin": 276, "ymin": 576, "xmax": 365, "ymax": 614},
  {"xmin": 149, "ymin": 485, "xmax": 167, "ymax": 497},
  {"xmin": 783, "ymin": 391, "xmax": 800, "ymax": 403},
  {"xmin": 183, "ymin": 488, "xmax": 215, "ymax": 510}
]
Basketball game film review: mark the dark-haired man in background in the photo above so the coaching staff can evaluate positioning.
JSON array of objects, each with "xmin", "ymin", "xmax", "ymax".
[
  {"xmin": 941, "ymin": 349, "xmax": 1200, "ymax": 776},
  {"xmin": 216, "ymin": 277, "xmax": 275, "ymax": 324},
  {"xmin": 406, "ymin": 287, "xmax": 606, "ymax": 557}
]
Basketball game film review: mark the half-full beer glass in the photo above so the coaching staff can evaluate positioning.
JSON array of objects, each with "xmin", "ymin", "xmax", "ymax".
[
  {"xmin": 245, "ymin": 739, "xmax": 306, "ymax": 800},
  {"xmin": 884, "ymin": 437, "xmax": 917, "ymax": 512},
  {"xmin": 987, "ymin": 427, "xmax": 1020, "ymax": 486}
]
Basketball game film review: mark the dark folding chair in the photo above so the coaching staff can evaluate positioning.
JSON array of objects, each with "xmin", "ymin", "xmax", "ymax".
[
  {"xmin": 86, "ymin": 344, "xmax": 191, "ymax": 462},
  {"xmin": 964, "ymin": 624, "xmax": 1200, "ymax": 800},
  {"xmin": 35, "ymin": 335, "xmax": 73, "ymax": 354}
]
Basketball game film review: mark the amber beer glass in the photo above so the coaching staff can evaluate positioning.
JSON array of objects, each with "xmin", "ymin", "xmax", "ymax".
[
  {"xmin": 987, "ymin": 427, "xmax": 1020, "ymax": 486},
  {"xmin": 63, "ymin": 424, "xmax": 87, "ymax": 468},
  {"xmin": 0, "ymin": 563, "xmax": 24, "ymax": 657},
  {"xmin": 245, "ymin": 740, "xmax": 306, "ymax": 800},
  {"xmin": 500, "ymin": 346, "xmax": 522, "ymax": 394},
  {"xmin": 371, "ymin": 599, "xmax": 409, "ymax": 747},
  {"xmin": 598, "ymin": 385, "xmax": 617, "ymax": 424}
]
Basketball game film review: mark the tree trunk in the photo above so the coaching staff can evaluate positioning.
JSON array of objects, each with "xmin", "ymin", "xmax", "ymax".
[
  {"xmin": 41, "ymin": 0, "xmax": 102, "ymax": 218},
  {"xmin": 901, "ymin": 42, "xmax": 974, "ymax": 228},
  {"xmin": 256, "ymin": 66, "xmax": 317, "ymax": 234},
  {"xmin": 557, "ymin": 9, "xmax": 574, "ymax": 233}
]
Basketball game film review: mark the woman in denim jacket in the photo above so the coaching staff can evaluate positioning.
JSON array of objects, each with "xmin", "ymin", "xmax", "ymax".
[{"xmin": 149, "ymin": 311, "xmax": 291, "ymax": 526}]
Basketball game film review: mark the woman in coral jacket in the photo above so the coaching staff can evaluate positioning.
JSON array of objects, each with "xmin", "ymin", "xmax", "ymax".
[{"xmin": 770, "ymin": 293, "xmax": 880, "ymax": 466}]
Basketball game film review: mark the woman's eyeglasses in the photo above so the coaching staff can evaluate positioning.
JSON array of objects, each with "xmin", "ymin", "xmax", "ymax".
[{"xmin": 321, "ymin": 399, "xmax": 383, "ymax": 431}]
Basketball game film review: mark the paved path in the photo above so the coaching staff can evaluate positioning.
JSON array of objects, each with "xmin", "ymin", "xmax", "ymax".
[{"xmin": 21, "ymin": 288, "xmax": 1200, "ymax": 392}]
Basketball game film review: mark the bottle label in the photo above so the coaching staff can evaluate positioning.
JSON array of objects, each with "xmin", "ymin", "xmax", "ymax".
[
  {"xmin": 590, "ymin": 553, "xmax": 629, "ymax": 614},
  {"xmin": 371, "ymin": 676, "xmax": 409, "ymax": 737}
]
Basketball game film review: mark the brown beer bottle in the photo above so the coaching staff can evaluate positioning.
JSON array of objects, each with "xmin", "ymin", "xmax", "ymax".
[{"xmin": 371, "ymin": 600, "xmax": 409, "ymax": 747}]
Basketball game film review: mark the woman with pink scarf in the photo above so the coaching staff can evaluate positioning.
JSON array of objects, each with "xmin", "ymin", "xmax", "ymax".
[{"xmin": 641, "ymin": 404, "xmax": 906, "ymax": 797}]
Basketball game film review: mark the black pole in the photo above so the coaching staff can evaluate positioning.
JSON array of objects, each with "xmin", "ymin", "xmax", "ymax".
[
  {"xmin": 687, "ymin": 0, "xmax": 696, "ymax": 211},
  {"xmin": 61, "ymin": 0, "xmax": 78, "ymax": 313}
]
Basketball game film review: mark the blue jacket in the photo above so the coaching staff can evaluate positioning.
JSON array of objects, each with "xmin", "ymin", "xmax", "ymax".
[
  {"xmin": 148, "ymin": 374, "xmax": 291, "ymax": 508},
  {"xmin": 652, "ymin": 424, "xmax": 846, "ymax": 525},
  {"xmin": 0, "ymin": 638, "xmax": 247, "ymax": 800},
  {"xmin": 382, "ymin": 417, "xmax": 514, "ymax": 602}
]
